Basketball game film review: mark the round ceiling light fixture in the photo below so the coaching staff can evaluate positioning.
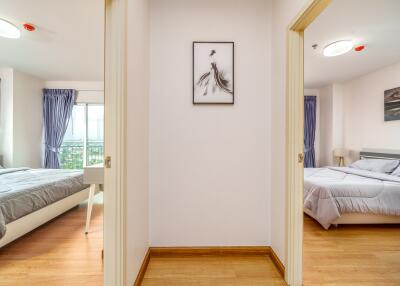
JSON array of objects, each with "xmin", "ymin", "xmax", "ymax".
[
  {"xmin": 323, "ymin": 40, "xmax": 353, "ymax": 57},
  {"xmin": 0, "ymin": 18, "xmax": 20, "ymax": 39}
]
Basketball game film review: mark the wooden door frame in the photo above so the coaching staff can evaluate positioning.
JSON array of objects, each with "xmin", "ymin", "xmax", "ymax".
[
  {"xmin": 104, "ymin": 0, "xmax": 127, "ymax": 285},
  {"xmin": 285, "ymin": 1, "xmax": 330, "ymax": 285}
]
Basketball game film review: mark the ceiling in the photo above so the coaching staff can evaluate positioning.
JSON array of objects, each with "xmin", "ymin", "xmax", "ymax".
[
  {"xmin": 305, "ymin": 0, "xmax": 400, "ymax": 89},
  {"xmin": 0, "ymin": 0, "xmax": 104, "ymax": 81}
]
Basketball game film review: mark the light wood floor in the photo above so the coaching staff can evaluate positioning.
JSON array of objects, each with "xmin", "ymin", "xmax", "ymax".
[
  {"xmin": 0, "ymin": 201, "xmax": 103, "ymax": 286},
  {"xmin": 3, "ymin": 203, "xmax": 399, "ymax": 286},
  {"xmin": 303, "ymin": 214, "xmax": 400, "ymax": 286},
  {"xmin": 142, "ymin": 255, "xmax": 286, "ymax": 286}
]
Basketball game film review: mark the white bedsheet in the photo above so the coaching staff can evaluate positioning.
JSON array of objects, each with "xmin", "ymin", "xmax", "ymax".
[{"xmin": 304, "ymin": 167, "xmax": 400, "ymax": 229}]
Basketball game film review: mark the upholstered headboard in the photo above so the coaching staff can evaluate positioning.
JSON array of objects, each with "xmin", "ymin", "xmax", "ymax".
[{"xmin": 360, "ymin": 149, "xmax": 400, "ymax": 160}]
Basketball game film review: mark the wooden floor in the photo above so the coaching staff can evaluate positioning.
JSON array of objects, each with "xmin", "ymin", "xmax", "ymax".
[
  {"xmin": 0, "ymin": 200, "xmax": 103, "ymax": 286},
  {"xmin": 142, "ymin": 255, "xmax": 286, "ymax": 286},
  {"xmin": 3, "ymin": 203, "xmax": 399, "ymax": 286},
  {"xmin": 303, "ymin": 214, "xmax": 400, "ymax": 286}
]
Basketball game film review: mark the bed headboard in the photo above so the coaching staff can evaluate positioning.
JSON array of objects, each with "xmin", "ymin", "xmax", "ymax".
[{"xmin": 360, "ymin": 149, "xmax": 400, "ymax": 160}]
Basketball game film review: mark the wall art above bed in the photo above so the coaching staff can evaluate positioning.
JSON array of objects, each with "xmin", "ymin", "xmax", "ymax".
[
  {"xmin": 193, "ymin": 42, "xmax": 234, "ymax": 104},
  {"xmin": 384, "ymin": 87, "xmax": 400, "ymax": 121}
]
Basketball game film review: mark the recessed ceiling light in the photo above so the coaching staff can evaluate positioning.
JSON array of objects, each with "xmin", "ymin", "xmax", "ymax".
[
  {"xmin": 0, "ymin": 18, "xmax": 21, "ymax": 39},
  {"xmin": 323, "ymin": 40, "xmax": 353, "ymax": 57}
]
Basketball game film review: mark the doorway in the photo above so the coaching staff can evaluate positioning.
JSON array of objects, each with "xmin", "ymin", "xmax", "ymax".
[
  {"xmin": 285, "ymin": 0, "xmax": 330, "ymax": 285},
  {"xmin": 287, "ymin": 1, "xmax": 400, "ymax": 285}
]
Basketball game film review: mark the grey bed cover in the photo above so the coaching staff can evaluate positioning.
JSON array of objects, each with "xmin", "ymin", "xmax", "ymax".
[
  {"xmin": 304, "ymin": 167, "xmax": 400, "ymax": 229},
  {"xmin": 0, "ymin": 168, "xmax": 89, "ymax": 239}
]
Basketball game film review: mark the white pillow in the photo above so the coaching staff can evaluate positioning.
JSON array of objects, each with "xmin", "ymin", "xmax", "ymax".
[{"xmin": 349, "ymin": 159, "xmax": 400, "ymax": 174}]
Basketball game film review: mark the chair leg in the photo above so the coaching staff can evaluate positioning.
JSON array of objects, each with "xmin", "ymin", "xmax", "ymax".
[{"xmin": 85, "ymin": 184, "xmax": 96, "ymax": 234}]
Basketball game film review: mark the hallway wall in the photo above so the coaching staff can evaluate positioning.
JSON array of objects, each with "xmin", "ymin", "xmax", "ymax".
[
  {"xmin": 126, "ymin": 0, "xmax": 150, "ymax": 284},
  {"xmin": 149, "ymin": 0, "xmax": 272, "ymax": 246}
]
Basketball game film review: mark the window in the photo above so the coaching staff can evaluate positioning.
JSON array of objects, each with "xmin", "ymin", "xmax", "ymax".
[{"xmin": 60, "ymin": 104, "xmax": 104, "ymax": 169}]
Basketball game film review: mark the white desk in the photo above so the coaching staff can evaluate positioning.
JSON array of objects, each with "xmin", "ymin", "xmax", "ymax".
[{"xmin": 83, "ymin": 165, "xmax": 104, "ymax": 234}]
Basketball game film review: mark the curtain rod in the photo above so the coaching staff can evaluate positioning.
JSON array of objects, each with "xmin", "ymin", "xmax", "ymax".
[{"xmin": 44, "ymin": 88, "xmax": 103, "ymax": 92}]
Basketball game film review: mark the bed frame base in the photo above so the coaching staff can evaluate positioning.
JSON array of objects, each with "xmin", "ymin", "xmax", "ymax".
[
  {"xmin": 0, "ymin": 188, "xmax": 90, "ymax": 248},
  {"xmin": 333, "ymin": 213, "xmax": 400, "ymax": 225},
  {"xmin": 304, "ymin": 208, "xmax": 400, "ymax": 226}
]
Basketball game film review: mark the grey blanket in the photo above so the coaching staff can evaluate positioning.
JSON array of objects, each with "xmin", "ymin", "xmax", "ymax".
[
  {"xmin": 304, "ymin": 167, "xmax": 400, "ymax": 229},
  {"xmin": 0, "ymin": 168, "xmax": 89, "ymax": 239}
]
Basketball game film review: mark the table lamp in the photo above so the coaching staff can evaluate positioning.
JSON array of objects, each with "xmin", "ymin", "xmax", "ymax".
[{"xmin": 333, "ymin": 148, "xmax": 347, "ymax": 167}]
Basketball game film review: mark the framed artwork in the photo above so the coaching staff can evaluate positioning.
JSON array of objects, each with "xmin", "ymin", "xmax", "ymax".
[
  {"xmin": 193, "ymin": 42, "xmax": 234, "ymax": 104},
  {"xmin": 384, "ymin": 87, "xmax": 400, "ymax": 121}
]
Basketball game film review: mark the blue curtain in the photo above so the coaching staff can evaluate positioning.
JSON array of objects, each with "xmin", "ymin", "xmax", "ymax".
[
  {"xmin": 43, "ymin": 89, "xmax": 76, "ymax": 168},
  {"xmin": 304, "ymin": 96, "xmax": 316, "ymax": 168}
]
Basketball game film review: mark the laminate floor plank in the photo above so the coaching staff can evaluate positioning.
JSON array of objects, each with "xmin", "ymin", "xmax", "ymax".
[
  {"xmin": 142, "ymin": 255, "xmax": 286, "ymax": 286},
  {"xmin": 0, "ymin": 200, "xmax": 103, "ymax": 286},
  {"xmin": 303, "ymin": 214, "xmax": 400, "ymax": 286}
]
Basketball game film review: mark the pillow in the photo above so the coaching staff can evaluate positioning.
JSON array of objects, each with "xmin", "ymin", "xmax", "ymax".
[
  {"xmin": 349, "ymin": 159, "xmax": 400, "ymax": 174},
  {"xmin": 391, "ymin": 165, "xmax": 400, "ymax": 177}
]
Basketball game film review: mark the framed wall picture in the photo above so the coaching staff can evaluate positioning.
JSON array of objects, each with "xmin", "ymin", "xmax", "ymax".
[
  {"xmin": 384, "ymin": 87, "xmax": 400, "ymax": 121},
  {"xmin": 193, "ymin": 42, "xmax": 234, "ymax": 104}
]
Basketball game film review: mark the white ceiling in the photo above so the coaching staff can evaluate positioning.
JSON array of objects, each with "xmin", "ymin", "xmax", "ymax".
[
  {"xmin": 0, "ymin": 0, "xmax": 104, "ymax": 81},
  {"xmin": 305, "ymin": 0, "xmax": 400, "ymax": 89}
]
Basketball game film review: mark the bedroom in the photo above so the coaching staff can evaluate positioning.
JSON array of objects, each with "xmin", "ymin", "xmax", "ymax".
[
  {"xmin": 302, "ymin": 0, "xmax": 400, "ymax": 284},
  {"xmin": 0, "ymin": 0, "xmax": 104, "ymax": 284},
  {"xmin": 1, "ymin": 0, "xmax": 400, "ymax": 285}
]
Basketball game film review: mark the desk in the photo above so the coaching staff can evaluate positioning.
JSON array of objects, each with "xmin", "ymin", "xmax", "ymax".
[{"xmin": 83, "ymin": 165, "xmax": 104, "ymax": 234}]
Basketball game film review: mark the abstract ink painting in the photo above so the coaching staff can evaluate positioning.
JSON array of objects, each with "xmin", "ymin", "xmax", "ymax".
[
  {"xmin": 384, "ymin": 87, "xmax": 400, "ymax": 121},
  {"xmin": 193, "ymin": 42, "xmax": 234, "ymax": 104}
]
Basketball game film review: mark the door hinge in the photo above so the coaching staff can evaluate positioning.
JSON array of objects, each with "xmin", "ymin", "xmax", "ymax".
[
  {"xmin": 105, "ymin": 156, "xmax": 111, "ymax": 168},
  {"xmin": 298, "ymin": 153, "xmax": 304, "ymax": 164}
]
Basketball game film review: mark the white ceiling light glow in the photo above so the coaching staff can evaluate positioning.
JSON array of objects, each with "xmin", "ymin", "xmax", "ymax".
[
  {"xmin": 323, "ymin": 40, "xmax": 353, "ymax": 57},
  {"xmin": 0, "ymin": 19, "xmax": 21, "ymax": 39}
]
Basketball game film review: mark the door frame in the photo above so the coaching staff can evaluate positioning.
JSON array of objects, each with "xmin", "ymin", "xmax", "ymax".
[
  {"xmin": 104, "ymin": 0, "xmax": 127, "ymax": 285},
  {"xmin": 285, "ymin": 0, "xmax": 330, "ymax": 285}
]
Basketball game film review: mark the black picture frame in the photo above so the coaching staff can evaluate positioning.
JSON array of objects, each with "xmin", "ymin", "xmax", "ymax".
[
  {"xmin": 384, "ymin": 87, "xmax": 400, "ymax": 121},
  {"xmin": 193, "ymin": 41, "xmax": 235, "ymax": 105}
]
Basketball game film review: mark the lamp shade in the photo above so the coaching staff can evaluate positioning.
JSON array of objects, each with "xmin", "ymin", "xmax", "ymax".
[{"xmin": 333, "ymin": 148, "xmax": 347, "ymax": 157}]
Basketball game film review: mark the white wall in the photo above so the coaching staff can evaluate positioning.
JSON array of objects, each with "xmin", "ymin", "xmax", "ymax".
[
  {"xmin": 13, "ymin": 70, "xmax": 44, "ymax": 168},
  {"xmin": 343, "ymin": 61, "xmax": 400, "ymax": 162},
  {"xmin": 45, "ymin": 81, "xmax": 104, "ymax": 103},
  {"xmin": 318, "ymin": 84, "xmax": 345, "ymax": 167},
  {"xmin": 271, "ymin": 0, "xmax": 309, "ymax": 264},
  {"xmin": 332, "ymin": 84, "xmax": 345, "ymax": 156},
  {"xmin": 317, "ymin": 62, "xmax": 400, "ymax": 166},
  {"xmin": 0, "ymin": 68, "xmax": 43, "ymax": 168},
  {"xmin": 149, "ymin": 0, "xmax": 272, "ymax": 247},
  {"xmin": 126, "ymin": 0, "xmax": 150, "ymax": 284},
  {"xmin": 318, "ymin": 85, "xmax": 334, "ymax": 166},
  {"xmin": 0, "ymin": 68, "xmax": 14, "ymax": 167}
]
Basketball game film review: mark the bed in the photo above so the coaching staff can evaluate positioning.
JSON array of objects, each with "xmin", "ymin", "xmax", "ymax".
[
  {"xmin": 304, "ymin": 150, "xmax": 400, "ymax": 229},
  {"xmin": 0, "ymin": 168, "xmax": 90, "ymax": 247}
]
